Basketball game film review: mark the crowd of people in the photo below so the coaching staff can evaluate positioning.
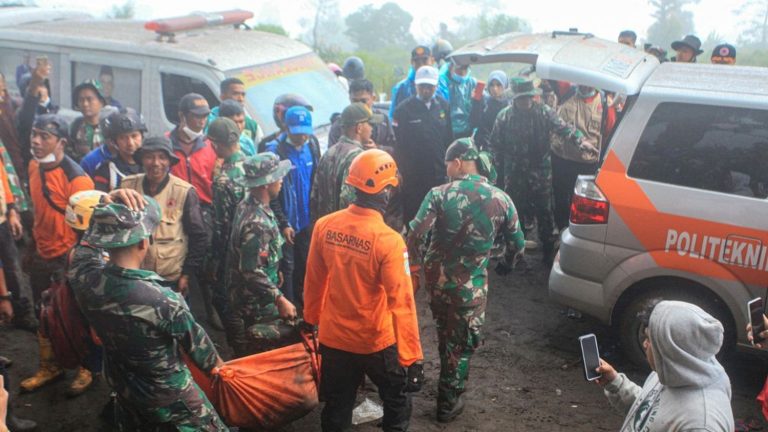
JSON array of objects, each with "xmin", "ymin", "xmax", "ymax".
[{"xmin": 0, "ymin": 29, "xmax": 745, "ymax": 432}]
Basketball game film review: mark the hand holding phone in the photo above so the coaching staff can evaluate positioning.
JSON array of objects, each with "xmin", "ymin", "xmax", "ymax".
[
  {"xmin": 579, "ymin": 333, "xmax": 601, "ymax": 381},
  {"xmin": 748, "ymin": 297, "xmax": 766, "ymax": 345}
]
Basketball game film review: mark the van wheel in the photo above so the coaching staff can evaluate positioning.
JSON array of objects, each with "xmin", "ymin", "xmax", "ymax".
[{"xmin": 617, "ymin": 283, "xmax": 735, "ymax": 369}]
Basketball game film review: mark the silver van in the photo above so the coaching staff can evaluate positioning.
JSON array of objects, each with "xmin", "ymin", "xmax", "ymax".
[
  {"xmin": 450, "ymin": 32, "xmax": 768, "ymax": 365},
  {"xmin": 0, "ymin": 7, "xmax": 348, "ymax": 141}
]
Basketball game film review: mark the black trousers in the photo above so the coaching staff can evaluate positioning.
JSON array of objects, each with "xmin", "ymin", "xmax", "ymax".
[
  {"xmin": 279, "ymin": 228, "xmax": 311, "ymax": 312},
  {"xmin": 320, "ymin": 344, "xmax": 411, "ymax": 432},
  {"xmin": 551, "ymin": 154, "xmax": 598, "ymax": 231}
]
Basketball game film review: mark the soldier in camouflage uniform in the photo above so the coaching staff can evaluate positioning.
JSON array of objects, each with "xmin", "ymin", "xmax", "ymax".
[
  {"xmin": 490, "ymin": 79, "xmax": 598, "ymax": 265},
  {"xmin": 68, "ymin": 195, "xmax": 228, "ymax": 431},
  {"xmin": 224, "ymin": 153, "xmax": 298, "ymax": 357},
  {"xmin": 208, "ymin": 117, "xmax": 246, "ymax": 335},
  {"xmin": 406, "ymin": 138, "xmax": 526, "ymax": 422}
]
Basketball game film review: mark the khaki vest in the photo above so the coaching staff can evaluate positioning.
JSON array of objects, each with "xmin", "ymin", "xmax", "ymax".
[
  {"xmin": 551, "ymin": 95, "xmax": 603, "ymax": 163},
  {"xmin": 121, "ymin": 174, "xmax": 191, "ymax": 281}
]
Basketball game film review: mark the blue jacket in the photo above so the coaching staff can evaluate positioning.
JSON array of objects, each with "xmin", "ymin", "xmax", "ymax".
[
  {"xmin": 266, "ymin": 134, "xmax": 321, "ymax": 233},
  {"xmin": 437, "ymin": 67, "xmax": 477, "ymax": 137},
  {"xmin": 80, "ymin": 144, "xmax": 113, "ymax": 177},
  {"xmin": 389, "ymin": 67, "xmax": 416, "ymax": 119}
]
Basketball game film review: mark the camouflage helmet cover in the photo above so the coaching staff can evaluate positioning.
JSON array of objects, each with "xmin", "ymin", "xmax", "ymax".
[{"xmin": 84, "ymin": 196, "xmax": 162, "ymax": 248}]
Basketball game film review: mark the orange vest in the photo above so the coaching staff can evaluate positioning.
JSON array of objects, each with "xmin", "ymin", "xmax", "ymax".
[{"xmin": 304, "ymin": 205, "xmax": 423, "ymax": 367}]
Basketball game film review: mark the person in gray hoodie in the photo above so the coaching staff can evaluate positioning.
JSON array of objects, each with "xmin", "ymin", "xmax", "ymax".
[{"xmin": 595, "ymin": 300, "xmax": 734, "ymax": 432}]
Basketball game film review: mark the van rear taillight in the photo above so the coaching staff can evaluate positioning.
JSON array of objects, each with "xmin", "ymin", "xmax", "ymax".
[{"xmin": 569, "ymin": 176, "xmax": 609, "ymax": 225}]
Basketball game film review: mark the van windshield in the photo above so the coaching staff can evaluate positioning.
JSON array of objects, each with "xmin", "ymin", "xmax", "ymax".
[{"xmin": 227, "ymin": 53, "xmax": 349, "ymax": 135}]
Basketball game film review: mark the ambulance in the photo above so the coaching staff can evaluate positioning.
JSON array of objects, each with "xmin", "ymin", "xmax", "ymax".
[
  {"xmin": 450, "ymin": 31, "xmax": 768, "ymax": 365},
  {"xmin": 0, "ymin": 7, "xmax": 348, "ymax": 143}
]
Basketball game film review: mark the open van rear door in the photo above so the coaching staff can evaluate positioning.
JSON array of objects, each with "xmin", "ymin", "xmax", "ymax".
[{"xmin": 448, "ymin": 32, "xmax": 659, "ymax": 95}]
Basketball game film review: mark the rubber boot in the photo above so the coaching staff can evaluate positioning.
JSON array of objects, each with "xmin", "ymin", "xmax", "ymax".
[
  {"xmin": 66, "ymin": 366, "xmax": 94, "ymax": 397},
  {"xmin": 437, "ymin": 394, "xmax": 465, "ymax": 423},
  {"xmin": 20, "ymin": 333, "xmax": 64, "ymax": 392}
]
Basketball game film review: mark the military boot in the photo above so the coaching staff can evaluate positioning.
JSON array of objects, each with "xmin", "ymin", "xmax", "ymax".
[
  {"xmin": 437, "ymin": 394, "xmax": 465, "ymax": 423},
  {"xmin": 6, "ymin": 411, "xmax": 37, "ymax": 431},
  {"xmin": 20, "ymin": 333, "xmax": 64, "ymax": 392},
  {"xmin": 66, "ymin": 366, "xmax": 94, "ymax": 397}
]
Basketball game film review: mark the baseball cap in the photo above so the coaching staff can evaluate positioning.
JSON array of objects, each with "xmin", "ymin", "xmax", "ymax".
[
  {"xmin": 415, "ymin": 66, "xmax": 439, "ymax": 86},
  {"xmin": 219, "ymin": 99, "xmax": 244, "ymax": 118},
  {"xmin": 33, "ymin": 114, "xmax": 69, "ymax": 140},
  {"xmin": 207, "ymin": 117, "xmax": 240, "ymax": 146},
  {"xmin": 285, "ymin": 106, "xmax": 313, "ymax": 135},
  {"xmin": 178, "ymin": 93, "xmax": 211, "ymax": 116},
  {"xmin": 411, "ymin": 45, "xmax": 432, "ymax": 60},
  {"xmin": 340, "ymin": 102, "xmax": 385, "ymax": 128},
  {"xmin": 445, "ymin": 138, "xmax": 480, "ymax": 162},
  {"xmin": 711, "ymin": 43, "xmax": 736, "ymax": 63}
]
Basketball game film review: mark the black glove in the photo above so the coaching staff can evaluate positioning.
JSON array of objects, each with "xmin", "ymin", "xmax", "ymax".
[
  {"xmin": 298, "ymin": 320, "xmax": 317, "ymax": 335},
  {"xmin": 494, "ymin": 261, "xmax": 513, "ymax": 276},
  {"xmin": 404, "ymin": 362, "xmax": 424, "ymax": 393}
]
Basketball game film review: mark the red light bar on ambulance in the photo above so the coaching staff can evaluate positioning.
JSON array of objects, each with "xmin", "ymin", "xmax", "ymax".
[{"xmin": 145, "ymin": 10, "xmax": 254, "ymax": 34}]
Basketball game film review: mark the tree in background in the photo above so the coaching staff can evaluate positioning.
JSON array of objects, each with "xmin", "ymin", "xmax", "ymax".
[
  {"xmin": 252, "ymin": 24, "xmax": 289, "ymax": 36},
  {"xmin": 451, "ymin": 13, "xmax": 531, "ymax": 47},
  {"xmin": 106, "ymin": 0, "xmax": 135, "ymax": 19},
  {"xmin": 345, "ymin": 2, "xmax": 417, "ymax": 52},
  {"xmin": 646, "ymin": 0, "xmax": 699, "ymax": 48},
  {"xmin": 734, "ymin": 0, "xmax": 768, "ymax": 47}
]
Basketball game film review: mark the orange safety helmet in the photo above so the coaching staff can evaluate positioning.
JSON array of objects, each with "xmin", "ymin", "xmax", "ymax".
[{"xmin": 345, "ymin": 149, "xmax": 399, "ymax": 194}]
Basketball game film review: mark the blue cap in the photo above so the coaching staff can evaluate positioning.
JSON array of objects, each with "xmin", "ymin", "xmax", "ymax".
[{"xmin": 285, "ymin": 106, "xmax": 313, "ymax": 135}]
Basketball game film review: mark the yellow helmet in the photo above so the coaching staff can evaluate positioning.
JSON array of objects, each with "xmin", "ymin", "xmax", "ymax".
[{"xmin": 66, "ymin": 190, "xmax": 108, "ymax": 231}]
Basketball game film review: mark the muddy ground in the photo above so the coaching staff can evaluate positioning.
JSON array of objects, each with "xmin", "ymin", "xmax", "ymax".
[{"xmin": 2, "ymin": 252, "xmax": 767, "ymax": 431}]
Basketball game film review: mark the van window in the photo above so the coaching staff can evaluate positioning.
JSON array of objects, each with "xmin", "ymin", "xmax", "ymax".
[
  {"xmin": 72, "ymin": 62, "xmax": 141, "ymax": 111},
  {"xmin": 628, "ymin": 102, "xmax": 768, "ymax": 199},
  {"xmin": 161, "ymin": 73, "xmax": 218, "ymax": 125},
  {"xmin": 0, "ymin": 49, "xmax": 60, "ymax": 102},
  {"xmin": 227, "ymin": 52, "xmax": 349, "ymax": 134}
]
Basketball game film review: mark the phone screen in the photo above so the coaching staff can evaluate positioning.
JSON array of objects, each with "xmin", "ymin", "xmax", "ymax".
[
  {"xmin": 749, "ymin": 298, "xmax": 765, "ymax": 343},
  {"xmin": 580, "ymin": 334, "xmax": 601, "ymax": 381}
]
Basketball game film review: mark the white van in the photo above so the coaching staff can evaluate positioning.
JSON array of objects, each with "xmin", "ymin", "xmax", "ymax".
[
  {"xmin": 450, "ymin": 31, "xmax": 768, "ymax": 365},
  {"xmin": 0, "ymin": 7, "xmax": 349, "ymax": 142}
]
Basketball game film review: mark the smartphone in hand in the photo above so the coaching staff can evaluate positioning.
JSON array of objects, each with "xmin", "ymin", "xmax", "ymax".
[
  {"xmin": 748, "ymin": 297, "xmax": 765, "ymax": 344},
  {"xmin": 579, "ymin": 333, "xmax": 601, "ymax": 381}
]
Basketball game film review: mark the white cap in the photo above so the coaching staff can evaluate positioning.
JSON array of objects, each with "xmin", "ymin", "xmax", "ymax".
[{"xmin": 414, "ymin": 66, "xmax": 439, "ymax": 86}]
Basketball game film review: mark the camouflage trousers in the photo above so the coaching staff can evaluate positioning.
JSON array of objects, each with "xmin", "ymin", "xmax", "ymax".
[
  {"xmin": 504, "ymin": 166, "xmax": 556, "ymax": 254},
  {"xmin": 226, "ymin": 294, "xmax": 299, "ymax": 357},
  {"xmin": 113, "ymin": 384, "xmax": 227, "ymax": 431},
  {"xmin": 429, "ymin": 296, "xmax": 486, "ymax": 409}
]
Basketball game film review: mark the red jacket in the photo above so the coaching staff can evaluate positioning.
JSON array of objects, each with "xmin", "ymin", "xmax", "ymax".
[{"xmin": 168, "ymin": 128, "xmax": 216, "ymax": 205}]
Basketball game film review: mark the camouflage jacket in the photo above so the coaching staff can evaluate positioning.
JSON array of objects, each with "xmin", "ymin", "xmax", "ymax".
[
  {"xmin": 406, "ymin": 174, "xmax": 525, "ymax": 305},
  {"xmin": 225, "ymin": 193, "xmax": 284, "ymax": 310},
  {"xmin": 490, "ymin": 102, "xmax": 583, "ymax": 184},
  {"xmin": 211, "ymin": 152, "xmax": 245, "ymax": 274},
  {"xmin": 310, "ymin": 135, "xmax": 363, "ymax": 223},
  {"xmin": 67, "ymin": 245, "xmax": 221, "ymax": 422},
  {"xmin": 0, "ymin": 140, "xmax": 29, "ymax": 212}
]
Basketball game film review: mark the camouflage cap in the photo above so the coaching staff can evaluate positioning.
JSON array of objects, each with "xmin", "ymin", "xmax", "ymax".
[
  {"xmin": 83, "ymin": 196, "xmax": 161, "ymax": 249},
  {"xmin": 235, "ymin": 152, "xmax": 292, "ymax": 188}
]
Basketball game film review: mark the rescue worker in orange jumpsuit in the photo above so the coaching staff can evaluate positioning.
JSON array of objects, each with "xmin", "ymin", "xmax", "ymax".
[{"xmin": 304, "ymin": 149, "xmax": 424, "ymax": 432}]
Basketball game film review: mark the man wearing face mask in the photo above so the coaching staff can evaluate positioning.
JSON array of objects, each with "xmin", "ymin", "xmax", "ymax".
[
  {"xmin": 169, "ymin": 93, "xmax": 218, "ymax": 325},
  {"xmin": 392, "ymin": 65, "xmax": 453, "ymax": 223},
  {"xmin": 265, "ymin": 106, "xmax": 320, "ymax": 310},
  {"xmin": 21, "ymin": 114, "xmax": 94, "ymax": 393},
  {"xmin": 437, "ymin": 61, "xmax": 477, "ymax": 139},
  {"xmin": 550, "ymin": 85, "xmax": 616, "ymax": 231}
]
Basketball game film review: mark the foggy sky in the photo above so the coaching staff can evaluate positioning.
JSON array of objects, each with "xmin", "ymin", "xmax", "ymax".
[{"xmin": 36, "ymin": 0, "xmax": 743, "ymax": 47}]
